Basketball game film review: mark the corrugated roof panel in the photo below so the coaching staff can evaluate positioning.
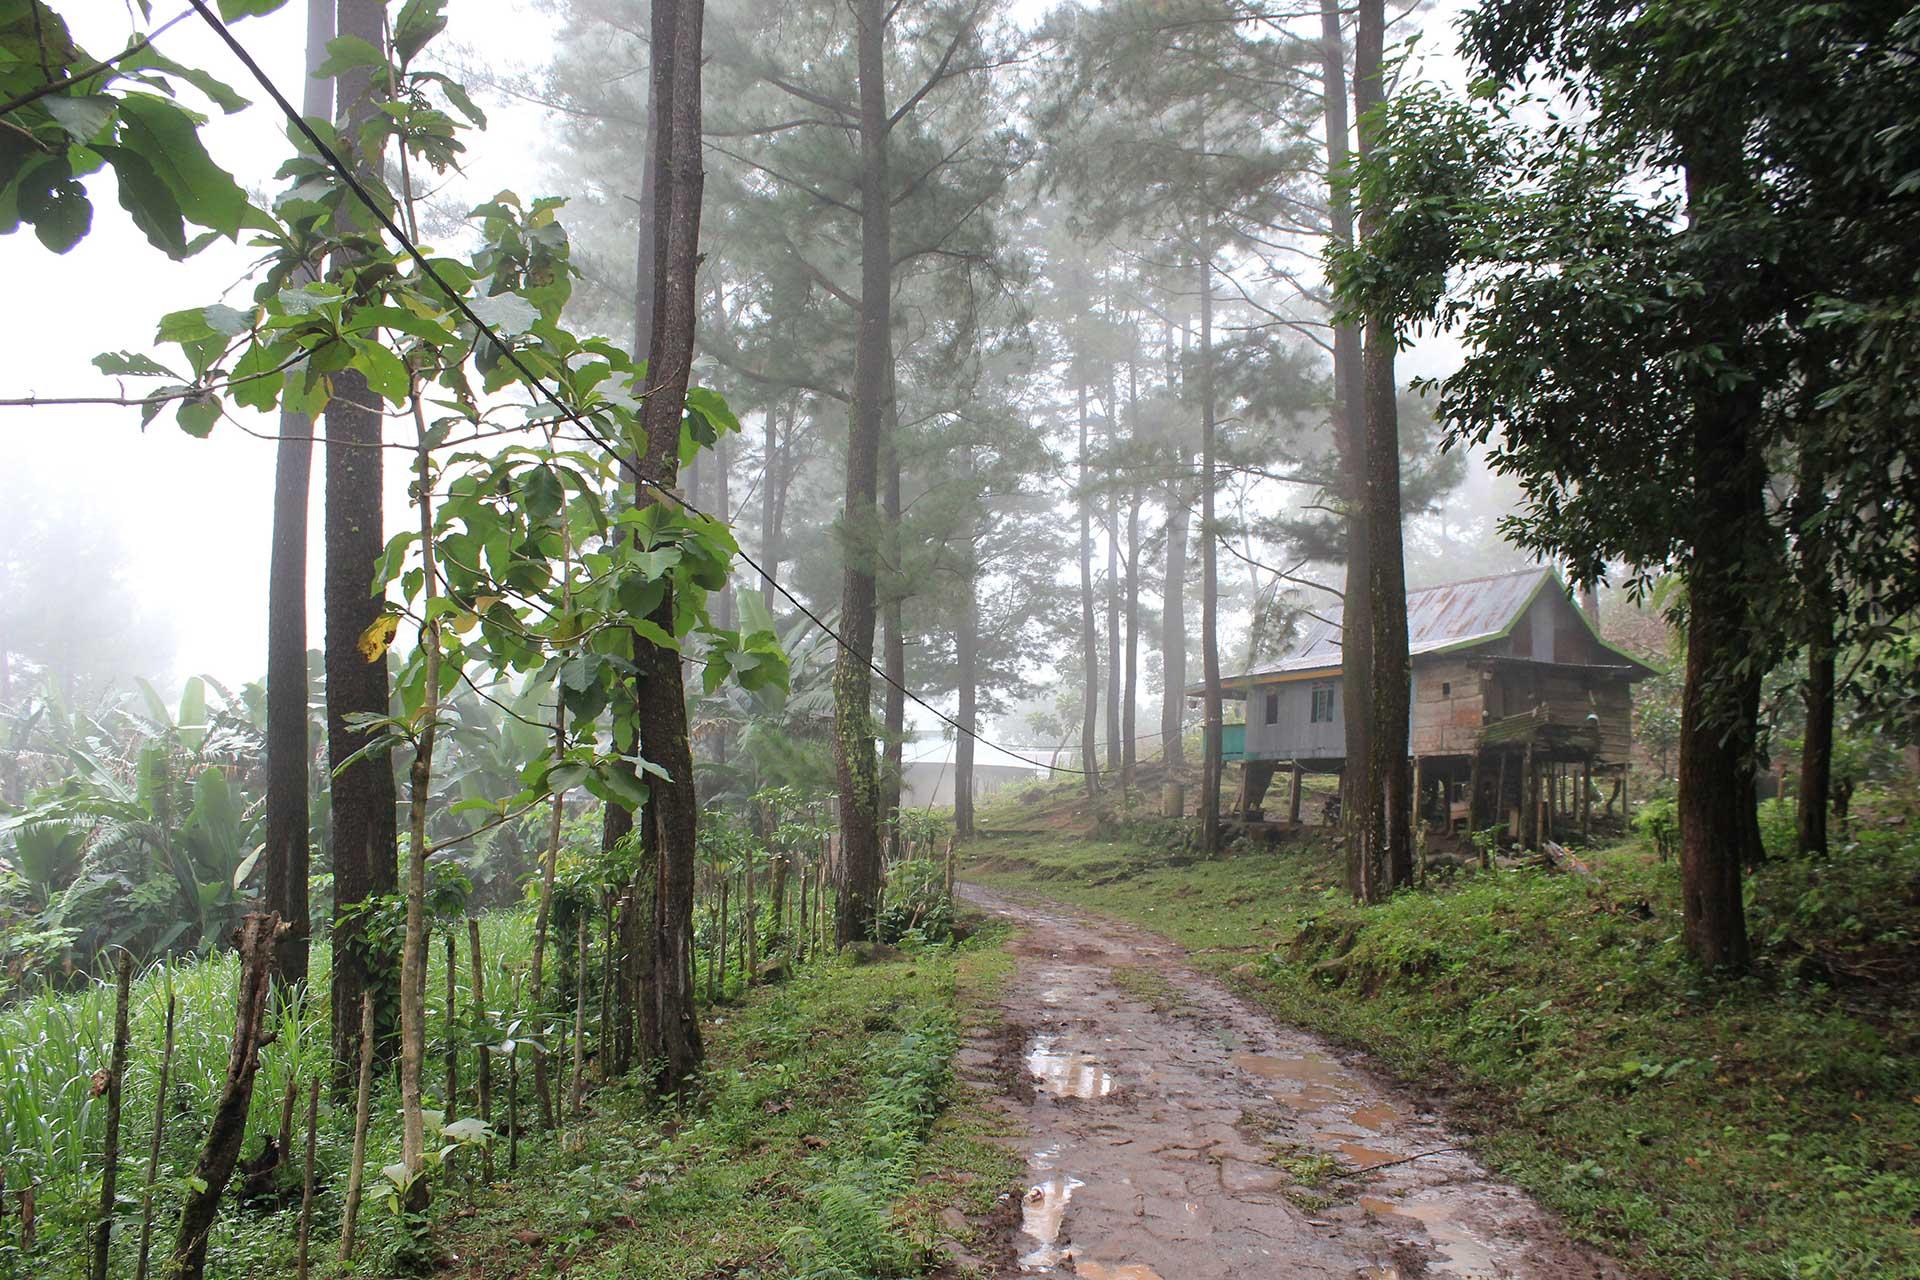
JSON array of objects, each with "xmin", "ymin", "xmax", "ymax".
[{"xmin": 1237, "ymin": 567, "xmax": 1553, "ymax": 679}]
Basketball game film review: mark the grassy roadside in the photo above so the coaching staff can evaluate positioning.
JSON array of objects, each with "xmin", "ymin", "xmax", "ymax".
[
  {"xmin": 961, "ymin": 798, "xmax": 1920, "ymax": 1280},
  {"xmin": 436, "ymin": 922, "xmax": 1022, "ymax": 1280}
]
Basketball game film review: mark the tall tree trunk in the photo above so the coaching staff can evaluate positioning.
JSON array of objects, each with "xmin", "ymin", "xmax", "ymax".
[
  {"xmin": 1104, "ymin": 378, "xmax": 1122, "ymax": 773},
  {"xmin": 1123, "ymin": 484, "xmax": 1141, "ymax": 796},
  {"xmin": 881, "ymin": 407, "xmax": 905, "ymax": 862},
  {"xmin": 1078, "ymin": 378, "xmax": 1101, "ymax": 801},
  {"xmin": 325, "ymin": 0, "xmax": 398, "ymax": 1086},
  {"xmin": 1159, "ymin": 448, "xmax": 1189, "ymax": 770},
  {"xmin": 1354, "ymin": 0, "xmax": 1411, "ymax": 892},
  {"xmin": 1335, "ymin": 0, "xmax": 1374, "ymax": 900},
  {"xmin": 1796, "ymin": 448, "xmax": 1834, "ymax": 857},
  {"xmin": 955, "ymin": 553, "xmax": 979, "ymax": 839},
  {"xmin": 601, "ymin": 41, "xmax": 659, "ymax": 869},
  {"xmin": 760, "ymin": 399, "xmax": 787, "ymax": 610},
  {"xmin": 1197, "ymin": 228, "xmax": 1223, "ymax": 852},
  {"xmin": 832, "ymin": 0, "xmax": 892, "ymax": 946},
  {"xmin": 1673, "ymin": 146, "xmax": 1766, "ymax": 971},
  {"xmin": 264, "ymin": 0, "xmax": 333, "ymax": 989},
  {"xmin": 630, "ymin": 0, "xmax": 708, "ymax": 1091}
]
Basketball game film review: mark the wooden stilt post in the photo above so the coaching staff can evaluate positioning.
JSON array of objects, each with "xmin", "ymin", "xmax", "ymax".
[
  {"xmin": 1288, "ymin": 762, "xmax": 1303, "ymax": 826},
  {"xmin": 1497, "ymin": 751, "xmax": 1512, "ymax": 839},
  {"xmin": 1467, "ymin": 751, "xmax": 1484, "ymax": 834},
  {"xmin": 1581, "ymin": 758, "xmax": 1592, "ymax": 845},
  {"xmin": 1522, "ymin": 745, "xmax": 1538, "ymax": 848}
]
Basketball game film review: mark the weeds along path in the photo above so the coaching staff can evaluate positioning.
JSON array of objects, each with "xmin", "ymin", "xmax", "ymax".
[{"xmin": 956, "ymin": 883, "xmax": 1625, "ymax": 1280}]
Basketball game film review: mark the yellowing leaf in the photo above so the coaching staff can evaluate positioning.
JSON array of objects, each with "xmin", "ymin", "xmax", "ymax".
[
  {"xmin": 448, "ymin": 610, "xmax": 478, "ymax": 635},
  {"xmin": 358, "ymin": 615, "xmax": 400, "ymax": 663}
]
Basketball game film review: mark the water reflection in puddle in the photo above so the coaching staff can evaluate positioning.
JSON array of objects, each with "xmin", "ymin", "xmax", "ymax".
[
  {"xmin": 1349, "ymin": 1102, "xmax": 1401, "ymax": 1132},
  {"xmin": 1075, "ymin": 1261, "xmax": 1166, "ymax": 1280},
  {"xmin": 1336, "ymin": 1141, "xmax": 1398, "ymax": 1168},
  {"xmin": 1360, "ymin": 1195, "xmax": 1501, "ymax": 1277},
  {"xmin": 1230, "ymin": 1050, "xmax": 1348, "ymax": 1108},
  {"xmin": 1018, "ymin": 1173, "xmax": 1085, "ymax": 1269},
  {"xmin": 1027, "ymin": 1035, "xmax": 1116, "ymax": 1098}
]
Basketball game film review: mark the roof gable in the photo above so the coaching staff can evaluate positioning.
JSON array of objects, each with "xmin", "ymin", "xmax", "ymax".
[{"xmin": 1255, "ymin": 568, "xmax": 1556, "ymax": 676}]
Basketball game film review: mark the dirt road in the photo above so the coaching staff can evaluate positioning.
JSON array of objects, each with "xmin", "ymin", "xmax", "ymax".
[{"xmin": 956, "ymin": 884, "xmax": 1626, "ymax": 1280}]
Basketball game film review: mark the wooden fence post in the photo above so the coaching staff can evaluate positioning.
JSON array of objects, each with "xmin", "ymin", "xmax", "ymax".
[{"xmin": 170, "ymin": 913, "xmax": 286, "ymax": 1280}]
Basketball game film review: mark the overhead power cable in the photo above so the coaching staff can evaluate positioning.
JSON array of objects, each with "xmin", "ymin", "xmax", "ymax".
[{"xmin": 186, "ymin": 1, "xmax": 1094, "ymax": 778}]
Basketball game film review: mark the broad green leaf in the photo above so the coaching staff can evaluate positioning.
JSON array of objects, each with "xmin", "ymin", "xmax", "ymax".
[
  {"xmin": 99, "ymin": 144, "xmax": 184, "ymax": 255},
  {"xmin": 93, "ymin": 351, "xmax": 178, "ymax": 378},
  {"xmin": 177, "ymin": 393, "xmax": 219, "ymax": 438},
  {"xmin": 43, "ymin": 95, "xmax": 114, "ymax": 143},
  {"xmin": 394, "ymin": 0, "xmax": 449, "ymax": 67},
  {"xmin": 350, "ymin": 337, "xmax": 411, "ymax": 404},
  {"xmin": 468, "ymin": 292, "xmax": 538, "ymax": 336},
  {"xmin": 115, "ymin": 93, "xmax": 246, "ymax": 237},
  {"xmin": 16, "ymin": 157, "xmax": 90, "ymax": 253},
  {"xmin": 316, "ymin": 35, "xmax": 387, "ymax": 80}
]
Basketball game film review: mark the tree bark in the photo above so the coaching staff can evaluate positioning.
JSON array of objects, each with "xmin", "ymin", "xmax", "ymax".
[
  {"xmin": 1355, "ymin": 0, "xmax": 1411, "ymax": 892},
  {"xmin": 760, "ymin": 398, "xmax": 787, "ymax": 610},
  {"xmin": 1197, "ymin": 247, "xmax": 1223, "ymax": 854},
  {"xmin": 881, "ymin": 410, "xmax": 905, "ymax": 862},
  {"xmin": 1796, "ymin": 448, "xmax": 1834, "ymax": 857},
  {"xmin": 955, "ymin": 507, "xmax": 979, "ymax": 839},
  {"xmin": 1105, "ymin": 375, "xmax": 1123, "ymax": 773},
  {"xmin": 170, "ymin": 915, "xmax": 285, "ymax": 1280},
  {"xmin": 1078, "ymin": 378, "xmax": 1101, "ymax": 801},
  {"xmin": 264, "ymin": 0, "xmax": 334, "ymax": 988},
  {"xmin": 1672, "ymin": 143, "xmax": 1767, "ymax": 970},
  {"xmin": 1123, "ymin": 483, "xmax": 1141, "ymax": 797},
  {"xmin": 632, "ymin": 0, "xmax": 709, "ymax": 1091},
  {"xmin": 325, "ymin": 0, "xmax": 398, "ymax": 1086},
  {"xmin": 1159, "ymin": 443, "xmax": 1189, "ymax": 770},
  {"xmin": 832, "ymin": 0, "xmax": 892, "ymax": 946}
]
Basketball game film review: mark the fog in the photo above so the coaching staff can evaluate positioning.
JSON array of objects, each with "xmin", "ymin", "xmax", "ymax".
[{"xmin": 1, "ymin": 0, "xmax": 1481, "ymax": 719}]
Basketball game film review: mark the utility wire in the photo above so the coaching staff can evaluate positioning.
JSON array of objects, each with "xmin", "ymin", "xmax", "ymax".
[{"xmin": 187, "ymin": 1, "xmax": 1094, "ymax": 778}]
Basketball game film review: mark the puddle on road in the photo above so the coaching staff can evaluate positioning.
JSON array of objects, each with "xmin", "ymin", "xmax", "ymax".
[
  {"xmin": 1360, "ymin": 1195, "xmax": 1501, "ymax": 1277},
  {"xmin": 1230, "ymin": 1050, "xmax": 1349, "ymax": 1108},
  {"xmin": 1074, "ymin": 1261, "xmax": 1166, "ymax": 1280},
  {"xmin": 1028, "ymin": 1035, "xmax": 1116, "ymax": 1098},
  {"xmin": 1018, "ymin": 1173, "xmax": 1086, "ymax": 1269},
  {"xmin": 1335, "ymin": 1141, "xmax": 1398, "ymax": 1168},
  {"xmin": 1349, "ymin": 1102, "xmax": 1401, "ymax": 1132}
]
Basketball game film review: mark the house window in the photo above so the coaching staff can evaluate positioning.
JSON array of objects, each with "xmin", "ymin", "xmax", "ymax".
[
  {"xmin": 1310, "ymin": 685, "xmax": 1336, "ymax": 724},
  {"xmin": 1264, "ymin": 691, "xmax": 1280, "ymax": 725},
  {"xmin": 1441, "ymin": 680, "xmax": 1452, "ymax": 697}
]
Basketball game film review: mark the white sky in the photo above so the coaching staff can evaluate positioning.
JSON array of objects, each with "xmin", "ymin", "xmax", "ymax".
[{"xmin": 0, "ymin": 0, "xmax": 1470, "ymax": 693}]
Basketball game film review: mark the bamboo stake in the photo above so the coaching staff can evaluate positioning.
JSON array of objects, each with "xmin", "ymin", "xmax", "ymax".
[
  {"xmin": 276, "ymin": 1073, "xmax": 297, "ymax": 1171},
  {"xmin": 338, "ymin": 993, "xmax": 375, "ymax": 1261},
  {"xmin": 571, "ymin": 911, "xmax": 588, "ymax": 1116},
  {"xmin": 596, "ymin": 894, "xmax": 613, "ymax": 1082},
  {"xmin": 507, "ymin": 1048, "xmax": 520, "ymax": 1173},
  {"xmin": 466, "ymin": 917, "xmax": 492, "ymax": 1183},
  {"xmin": 91, "ymin": 953, "xmax": 132, "ymax": 1280},
  {"xmin": 745, "ymin": 847, "xmax": 757, "ymax": 986},
  {"xmin": 444, "ymin": 931, "xmax": 458, "ymax": 1114},
  {"xmin": 295, "ymin": 1078, "xmax": 318, "ymax": 1280}
]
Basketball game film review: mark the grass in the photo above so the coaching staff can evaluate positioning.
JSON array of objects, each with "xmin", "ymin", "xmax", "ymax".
[
  {"xmin": 0, "ymin": 911, "xmax": 536, "ymax": 1277},
  {"xmin": 434, "ymin": 921, "xmax": 1022, "ymax": 1280},
  {"xmin": 962, "ymin": 787, "xmax": 1920, "ymax": 1280},
  {"xmin": 0, "ymin": 903, "xmax": 1021, "ymax": 1279}
]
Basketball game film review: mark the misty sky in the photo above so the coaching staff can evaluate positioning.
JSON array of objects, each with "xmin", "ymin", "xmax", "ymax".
[{"xmin": 0, "ymin": 0, "xmax": 1472, "ymax": 694}]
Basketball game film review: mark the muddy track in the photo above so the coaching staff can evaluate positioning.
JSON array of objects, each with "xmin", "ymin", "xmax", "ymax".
[{"xmin": 955, "ymin": 883, "xmax": 1625, "ymax": 1280}]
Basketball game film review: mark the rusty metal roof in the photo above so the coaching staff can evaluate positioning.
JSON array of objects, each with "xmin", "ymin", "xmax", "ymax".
[{"xmin": 1238, "ymin": 567, "xmax": 1558, "ymax": 680}]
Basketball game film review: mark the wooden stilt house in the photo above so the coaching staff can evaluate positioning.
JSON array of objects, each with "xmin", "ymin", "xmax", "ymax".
[{"xmin": 1198, "ymin": 568, "xmax": 1657, "ymax": 846}]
